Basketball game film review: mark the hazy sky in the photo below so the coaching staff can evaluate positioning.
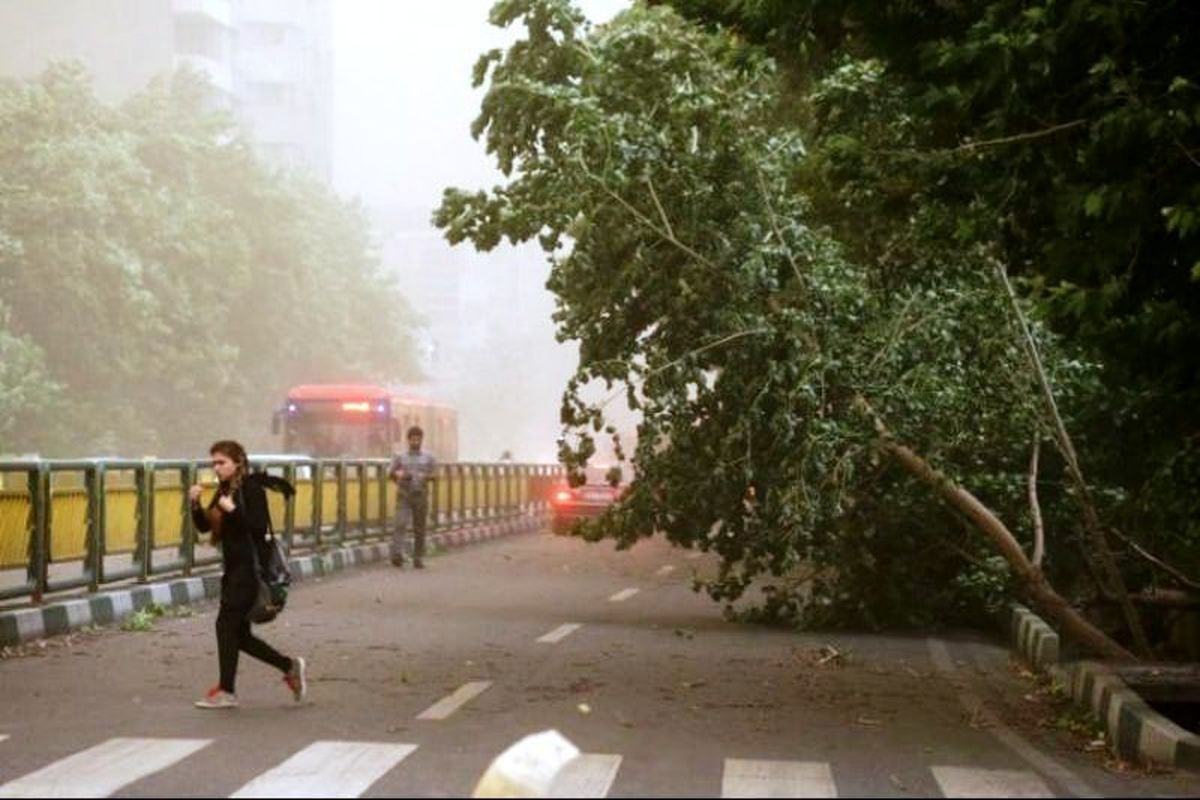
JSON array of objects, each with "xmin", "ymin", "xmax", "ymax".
[
  {"xmin": 330, "ymin": 0, "xmax": 633, "ymax": 462},
  {"xmin": 332, "ymin": 0, "xmax": 631, "ymax": 215}
]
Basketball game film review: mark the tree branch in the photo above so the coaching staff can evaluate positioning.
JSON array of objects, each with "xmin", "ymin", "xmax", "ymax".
[
  {"xmin": 1029, "ymin": 436, "xmax": 1045, "ymax": 569},
  {"xmin": 643, "ymin": 174, "xmax": 676, "ymax": 242},
  {"xmin": 851, "ymin": 394, "xmax": 1135, "ymax": 661},
  {"xmin": 951, "ymin": 119, "xmax": 1088, "ymax": 153},
  {"xmin": 1106, "ymin": 526, "xmax": 1200, "ymax": 592},
  {"xmin": 755, "ymin": 168, "xmax": 804, "ymax": 286},
  {"xmin": 994, "ymin": 260, "xmax": 1152, "ymax": 657},
  {"xmin": 577, "ymin": 153, "xmax": 720, "ymax": 272}
]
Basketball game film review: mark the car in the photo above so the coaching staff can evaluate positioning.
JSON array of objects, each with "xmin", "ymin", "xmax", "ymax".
[{"xmin": 550, "ymin": 465, "xmax": 625, "ymax": 535}]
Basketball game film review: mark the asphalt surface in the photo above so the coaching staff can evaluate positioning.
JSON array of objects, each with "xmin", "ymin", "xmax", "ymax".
[{"xmin": 0, "ymin": 529, "xmax": 1197, "ymax": 797}]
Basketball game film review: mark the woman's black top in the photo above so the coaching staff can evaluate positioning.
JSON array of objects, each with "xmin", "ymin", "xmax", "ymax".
[{"xmin": 190, "ymin": 474, "xmax": 271, "ymax": 582}]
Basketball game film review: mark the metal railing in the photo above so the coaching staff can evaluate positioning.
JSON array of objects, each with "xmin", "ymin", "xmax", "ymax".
[{"xmin": 0, "ymin": 457, "xmax": 564, "ymax": 604}]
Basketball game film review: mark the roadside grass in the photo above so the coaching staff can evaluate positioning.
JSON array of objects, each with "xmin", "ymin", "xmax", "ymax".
[{"xmin": 120, "ymin": 602, "xmax": 194, "ymax": 632}]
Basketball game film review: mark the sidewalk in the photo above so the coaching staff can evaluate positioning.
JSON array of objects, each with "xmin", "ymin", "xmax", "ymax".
[{"xmin": 0, "ymin": 513, "xmax": 546, "ymax": 648}]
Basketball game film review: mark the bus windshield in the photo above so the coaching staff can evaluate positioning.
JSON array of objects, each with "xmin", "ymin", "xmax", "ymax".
[{"xmin": 285, "ymin": 416, "xmax": 390, "ymax": 458}]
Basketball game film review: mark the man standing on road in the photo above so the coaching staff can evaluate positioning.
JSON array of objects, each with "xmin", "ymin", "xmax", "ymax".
[{"xmin": 390, "ymin": 425, "xmax": 436, "ymax": 569}]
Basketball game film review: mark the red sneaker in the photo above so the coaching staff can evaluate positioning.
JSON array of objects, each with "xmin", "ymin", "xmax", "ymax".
[{"xmin": 284, "ymin": 656, "xmax": 307, "ymax": 702}]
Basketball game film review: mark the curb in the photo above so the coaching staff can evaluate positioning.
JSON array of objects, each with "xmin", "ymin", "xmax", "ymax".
[
  {"xmin": 1009, "ymin": 603, "xmax": 1200, "ymax": 769},
  {"xmin": 1011, "ymin": 603, "xmax": 1060, "ymax": 672},
  {"xmin": 0, "ymin": 513, "xmax": 544, "ymax": 648}
]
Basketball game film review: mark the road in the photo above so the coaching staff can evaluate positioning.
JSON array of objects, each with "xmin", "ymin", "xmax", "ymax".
[{"xmin": 0, "ymin": 530, "xmax": 1197, "ymax": 797}]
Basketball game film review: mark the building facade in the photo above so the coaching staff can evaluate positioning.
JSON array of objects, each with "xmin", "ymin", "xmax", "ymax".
[{"xmin": 0, "ymin": 0, "xmax": 332, "ymax": 181}]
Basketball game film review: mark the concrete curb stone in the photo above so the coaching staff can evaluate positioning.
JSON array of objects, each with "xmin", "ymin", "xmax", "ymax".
[
  {"xmin": 1009, "ymin": 603, "xmax": 1200, "ymax": 769},
  {"xmin": 1, "ymin": 513, "xmax": 546, "ymax": 649}
]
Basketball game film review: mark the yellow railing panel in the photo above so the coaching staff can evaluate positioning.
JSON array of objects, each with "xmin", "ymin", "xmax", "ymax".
[
  {"xmin": 105, "ymin": 487, "xmax": 138, "ymax": 554},
  {"xmin": 366, "ymin": 479, "xmax": 381, "ymax": 523},
  {"xmin": 437, "ymin": 475, "xmax": 450, "ymax": 514},
  {"xmin": 321, "ymin": 480, "xmax": 338, "ymax": 525},
  {"xmin": 267, "ymin": 491, "xmax": 287, "ymax": 532},
  {"xmin": 294, "ymin": 480, "xmax": 313, "ymax": 528},
  {"xmin": 50, "ymin": 489, "xmax": 88, "ymax": 562},
  {"xmin": 154, "ymin": 486, "xmax": 187, "ymax": 546},
  {"xmin": 467, "ymin": 475, "xmax": 479, "ymax": 511},
  {"xmin": 0, "ymin": 490, "xmax": 29, "ymax": 568},
  {"xmin": 346, "ymin": 475, "xmax": 362, "ymax": 524}
]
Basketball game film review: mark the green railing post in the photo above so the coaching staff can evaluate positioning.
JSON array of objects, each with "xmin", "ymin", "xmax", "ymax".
[
  {"xmin": 430, "ymin": 467, "xmax": 441, "ymax": 532},
  {"xmin": 283, "ymin": 462, "xmax": 296, "ymax": 551},
  {"xmin": 454, "ymin": 464, "xmax": 464, "ymax": 524},
  {"xmin": 378, "ymin": 462, "xmax": 390, "ymax": 535},
  {"xmin": 85, "ymin": 462, "xmax": 107, "ymax": 592},
  {"xmin": 27, "ymin": 462, "xmax": 50, "ymax": 604},
  {"xmin": 336, "ymin": 460, "xmax": 348, "ymax": 545},
  {"xmin": 135, "ymin": 459, "xmax": 154, "ymax": 582},
  {"xmin": 358, "ymin": 462, "xmax": 369, "ymax": 539},
  {"xmin": 478, "ymin": 464, "xmax": 487, "ymax": 523},
  {"xmin": 182, "ymin": 462, "xmax": 197, "ymax": 576},
  {"xmin": 312, "ymin": 461, "xmax": 324, "ymax": 547}
]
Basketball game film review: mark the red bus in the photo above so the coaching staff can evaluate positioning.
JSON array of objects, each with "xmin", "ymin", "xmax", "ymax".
[{"xmin": 272, "ymin": 384, "xmax": 458, "ymax": 461}]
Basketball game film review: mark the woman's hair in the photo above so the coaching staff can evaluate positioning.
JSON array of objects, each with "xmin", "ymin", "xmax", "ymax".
[{"xmin": 209, "ymin": 439, "xmax": 249, "ymax": 491}]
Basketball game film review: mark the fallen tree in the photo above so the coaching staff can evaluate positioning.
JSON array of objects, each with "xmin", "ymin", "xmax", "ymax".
[{"xmin": 437, "ymin": 0, "xmax": 1164, "ymax": 658}]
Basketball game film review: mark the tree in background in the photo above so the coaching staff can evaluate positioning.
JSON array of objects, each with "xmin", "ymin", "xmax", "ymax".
[
  {"xmin": 438, "ymin": 0, "xmax": 1163, "ymax": 658},
  {"xmin": 0, "ymin": 63, "xmax": 420, "ymax": 456}
]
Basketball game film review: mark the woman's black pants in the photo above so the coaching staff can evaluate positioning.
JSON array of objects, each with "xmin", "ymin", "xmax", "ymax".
[{"xmin": 216, "ymin": 574, "xmax": 290, "ymax": 693}]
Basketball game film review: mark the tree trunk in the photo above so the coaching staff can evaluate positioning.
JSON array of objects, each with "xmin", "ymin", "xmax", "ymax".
[{"xmin": 878, "ymin": 438, "xmax": 1137, "ymax": 662}]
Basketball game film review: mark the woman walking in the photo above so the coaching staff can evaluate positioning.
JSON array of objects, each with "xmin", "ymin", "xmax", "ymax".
[{"xmin": 189, "ymin": 439, "xmax": 306, "ymax": 709}]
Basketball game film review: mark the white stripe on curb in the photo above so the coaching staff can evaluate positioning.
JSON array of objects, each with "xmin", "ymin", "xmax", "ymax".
[
  {"xmin": 417, "ymin": 681, "xmax": 492, "ymax": 721},
  {"xmin": 0, "ymin": 737, "xmax": 210, "ymax": 798},
  {"xmin": 231, "ymin": 741, "xmax": 417, "ymax": 798},
  {"xmin": 537, "ymin": 624, "xmax": 582, "ymax": 644},
  {"xmin": 13, "ymin": 610, "xmax": 44, "ymax": 642},
  {"xmin": 721, "ymin": 759, "xmax": 837, "ymax": 798}
]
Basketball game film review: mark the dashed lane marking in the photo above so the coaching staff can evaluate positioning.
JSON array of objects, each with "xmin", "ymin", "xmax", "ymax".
[
  {"xmin": 0, "ymin": 737, "xmax": 211, "ymax": 798},
  {"xmin": 417, "ymin": 680, "xmax": 493, "ymax": 721},
  {"xmin": 721, "ymin": 759, "xmax": 837, "ymax": 798},
  {"xmin": 931, "ymin": 766, "xmax": 1053, "ymax": 798},
  {"xmin": 537, "ymin": 623, "xmax": 583, "ymax": 644},
  {"xmin": 655, "ymin": 565, "xmax": 676, "ymax": 576},
  {"xmin": 608, "ymin": 588, "xmax": 639, "ymax": 603},
  {"xmin": 230, "ymin": 741, "xmax": 418, "ymax": 798},
  {"xmin": 548, "ymin": 754, "xmax": 622, "ymax": 798}
]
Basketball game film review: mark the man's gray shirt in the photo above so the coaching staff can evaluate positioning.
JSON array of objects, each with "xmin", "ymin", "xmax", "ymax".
[{"xmin": 390, "ymin": 450, "xmax": 436, "ymax": 498}]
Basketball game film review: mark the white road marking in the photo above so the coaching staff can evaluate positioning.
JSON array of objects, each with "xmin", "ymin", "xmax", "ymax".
[
  {"xmin": 0, "ymin": 735, "xmax": 8, "ymax": 744},
  {"xmin": 537, "ymin": 623, "xmax": 583, "ymax": 644},
  {"xmin": 608, "ymin": 588, "xmax": 639, "ymax": 603},
  {"xmin": 931, "ymin": 766, "xmax": 1053, "ymax": 798},
  {"xmin": 417, "ymin": 680, "xmax": 492, "ymax": 720},
  {"xmin": 230, "ymin": 741, "xmax": 417, "ymax": 798},
  {"xmin": 927, "ymin": 638, "xmax": 1098, "ymax": 798},
  {"xmin": 686, "ymin": 552, "xmax": 703, "ymax": 560},
  {"xmin": 655, "ymin": 565, "xmax": 676, "ymax": 576},
  {"xmin": 721, "ymin": 759, "xmax": 837, "ymax": 798},
  {"xmin": 0, "ymin": 737, "xmax": 210, "ymax": 798},
  {"xmin": 548, "ymin": 754, "xmax": 622, "ymax": 798}
]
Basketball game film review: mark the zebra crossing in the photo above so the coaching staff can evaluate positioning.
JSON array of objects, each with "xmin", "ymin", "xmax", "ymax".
[{"xmin": 0, "ymin": 733, "xmax": 1058, "ymax": 797}]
